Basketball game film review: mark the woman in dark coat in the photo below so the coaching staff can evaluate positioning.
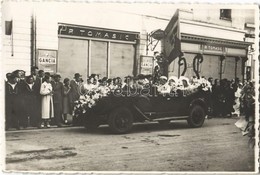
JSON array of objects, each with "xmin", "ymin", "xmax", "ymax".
[{"xmin": 63, "ymin": 78, "xmax": 71, "ymax": 124}]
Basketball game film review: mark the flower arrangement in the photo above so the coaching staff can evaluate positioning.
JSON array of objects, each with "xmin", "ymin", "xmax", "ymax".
[{"xmin": 73, "ymin": 85, "xmax": 111, "ymax": 117}]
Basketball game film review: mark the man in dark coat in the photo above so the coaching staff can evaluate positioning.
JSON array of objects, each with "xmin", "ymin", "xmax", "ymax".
[
  {"xmin": 31, "ymin": 66, "xmax": 42, "ymax": 128},
  {"xmin": 51, "ymin": 73, "xmax": 64, "ymax": 127},
  {"xmin": 20, "ymin": 75, "xmax": 40, "ymax": 127},
  {"xmin": 5, "ymin": 73, "xmax": 24, "ymax": 130},
  {"xmin": 70, "ymin": 73, "xmax": 82, "ymax": 126}
]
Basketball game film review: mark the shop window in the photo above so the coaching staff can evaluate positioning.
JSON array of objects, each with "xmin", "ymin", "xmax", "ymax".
[
  {"xmin": 220, "ymin": 9, "xmax": 232, "ymax": 21},
  {"xmin": 91, "ymin": 41, "xmax": 108, "ymax": 77},
  {"xmin": 110, "ymin": 43, "xmax": 134, "ymax": 78}
]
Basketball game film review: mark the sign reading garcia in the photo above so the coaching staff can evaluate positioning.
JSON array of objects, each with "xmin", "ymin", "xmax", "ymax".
[
  {"xmin": 58, "ymin": 23, "xmax": 139, "ymax": 43},
  {"xmin": 37, "ymin": 49, "xmax": 57, "ymax": 73}
]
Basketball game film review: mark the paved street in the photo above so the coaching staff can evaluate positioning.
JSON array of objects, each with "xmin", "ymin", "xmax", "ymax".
[{"xmin": 5, "ymin": 118, "xmax": 255, "ymax": 172}]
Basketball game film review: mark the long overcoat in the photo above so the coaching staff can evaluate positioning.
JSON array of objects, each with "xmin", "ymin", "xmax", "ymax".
[{"xmin": 40, "ymin": 81, "xmax": 54, "ymax": 119}]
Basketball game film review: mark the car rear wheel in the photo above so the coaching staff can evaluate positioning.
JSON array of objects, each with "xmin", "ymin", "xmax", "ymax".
[
  {"xmin": 108, "ymin": 107, "xmax": 133, "ymax": 134},
  {"xmin": 187, "ymin": 105, "xmax": 205, "ymax": 128}
]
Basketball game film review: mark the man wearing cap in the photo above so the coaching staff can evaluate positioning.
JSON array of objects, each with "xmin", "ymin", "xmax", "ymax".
[
  {"xmin": 31, "ymin": 66, "xmax": 43, "ymax": 128},
  {"xmin": 51, "ymin": 73, "xmax": 64, "ymax": 127},
  {"xmin": 70, "ymin": 73, "xmax": 83, "ymax": 126},
  {"xmin": 5, "ymin": 73, "xmax": 23, "ymax": 130}
]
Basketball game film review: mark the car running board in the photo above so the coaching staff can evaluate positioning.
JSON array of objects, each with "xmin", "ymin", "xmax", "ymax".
[{"xmin": 133, "ymin": 105, "xmax": 189, "ymax": 122}]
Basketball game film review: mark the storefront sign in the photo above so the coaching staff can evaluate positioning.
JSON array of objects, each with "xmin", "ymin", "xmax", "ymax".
[
  {"xmin": 58, "ymin": 24, "xmax": 139, "ymax": 42},
  {"xmin": 203, "ymin": 45, "xmax": 224, "ymax": 52},
  {"xmin": 37, "ymin": 49, "xmax": 57, "ymax": 73},
  {"xmin": 140, "ymin": 56, "xmax": 154, "ymax": 75},
  {"xmin": 201, "ymin": 44, "xmax": 225, "ymax": 55}
]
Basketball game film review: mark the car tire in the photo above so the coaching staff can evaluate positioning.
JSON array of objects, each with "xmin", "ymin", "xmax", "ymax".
[
  {"xmin": 187, "ymin": 105, "xmax": 205, "ymax": 128},
  {"xmin": 108, "ymin": 107, "xmax": 133, "ymax": 134}
]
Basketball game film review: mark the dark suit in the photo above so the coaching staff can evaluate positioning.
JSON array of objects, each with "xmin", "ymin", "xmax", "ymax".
[
  {"xmin": 69, "ymin": 79, "xmax": 82, "ymax": 125},
  {"xmin": 5, "ymin": 82, "xmax": 24, "ymax": 129},
  {"xmin": 20, "ymin": 82, "xmax": 40, "ymax": 127},
  {"xmin": 51, "ymin": 81, "xmax": 64, "ymax": 125},
  {"xmin": 33, "ymin": 76, "xmax": 43, "ymax": 126}
]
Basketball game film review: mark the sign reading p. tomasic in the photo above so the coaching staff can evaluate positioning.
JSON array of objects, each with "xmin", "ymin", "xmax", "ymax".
[
  {"xmin": 37, "ymin": 49, "xmax": 57, "ymax": 73},
  {"xmin": 58, "ymin": 23, "xmax": 139, "ymax": 43}
]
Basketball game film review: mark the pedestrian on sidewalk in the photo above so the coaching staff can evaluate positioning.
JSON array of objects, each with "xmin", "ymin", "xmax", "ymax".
[
  {"xmin": 70, "ymin": 73, "xmax": 83, "ymax": 126},
  {"xmin": 40, "ymin": 75, "xmax": 54, "ymax": 128},
  {"xmin": 5, "ymin": 73, "xmax": 23, "ymax": 130},
  {"xmin": 20, "ymin": 75, "xmax": 39, "ymax": 127},
  {"xmin": 51, "ymin": 73, "xmax": 64, "ymax": 127},
  {"xmin": 30, "ymin": 66, "xmax": 43, "ymax": 128},
  {"xmin": 63, "ymin": 78, "xmax": 71, "ymax": 124}
]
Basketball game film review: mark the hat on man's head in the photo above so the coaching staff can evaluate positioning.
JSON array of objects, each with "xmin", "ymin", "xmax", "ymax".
[
  {"xmin": 53, "ymin": 73, "xmax": 61, "ymax": 78},
  {"xmin": 159, "ymin": 76, "xmax": 167, "ymax": 81},
  {"xmin": 74, "ymin": 73, "xmax": 82, "ymax": 78},
  {"xmin": 9, "ymin": 73, "xmax": 16, "ymax": 79},
  {"xmin": 6, "ymin": 73, "xmax": 12, "ymax": 79}
]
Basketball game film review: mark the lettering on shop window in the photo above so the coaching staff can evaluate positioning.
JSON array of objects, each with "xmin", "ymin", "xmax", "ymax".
[{"xmin": 58, "ymin": 24, "xmax": 139, "ymax": 42}]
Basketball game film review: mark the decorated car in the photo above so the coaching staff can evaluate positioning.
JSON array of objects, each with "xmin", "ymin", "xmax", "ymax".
[{"xmin": 73, "ymin": 76, "xmax": 212, "ymax": 134}]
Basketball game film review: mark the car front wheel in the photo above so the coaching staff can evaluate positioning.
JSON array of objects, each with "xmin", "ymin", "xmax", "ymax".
[
  {"xmin": 108, "ymin": 107, "xmax": 133, "ymax": 134},
  {"xmin": 187, "ymin": 105, "xmax": 205, "ymax": 128}
]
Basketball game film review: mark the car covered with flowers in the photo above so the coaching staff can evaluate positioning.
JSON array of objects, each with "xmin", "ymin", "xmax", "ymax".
[{"xmin": 73, "ymin": 76, "xmax": 212, "ymax": 134}]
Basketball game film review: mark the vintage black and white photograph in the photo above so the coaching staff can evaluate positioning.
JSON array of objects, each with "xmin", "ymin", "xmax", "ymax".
[{"xmin": 1, "ymin": 1, "xmax": 259, "ymax": 173}]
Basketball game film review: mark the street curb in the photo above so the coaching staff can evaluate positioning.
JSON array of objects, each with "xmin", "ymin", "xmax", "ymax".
[{"xmin": 5, "ymin": 126, "xmax": 82, "ymax": 133}]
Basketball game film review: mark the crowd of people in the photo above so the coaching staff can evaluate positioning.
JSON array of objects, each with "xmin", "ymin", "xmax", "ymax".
[
  {"xmin": 210, "ymin": 77, "xmax": 255, "ymax": 121},
  {"xmin": 5, "ymin": 67, "xmax": 83, "ymax": 130},
  {"xmin": 5, "ymin": 66, "xmax": 255, "ymax": 131}
]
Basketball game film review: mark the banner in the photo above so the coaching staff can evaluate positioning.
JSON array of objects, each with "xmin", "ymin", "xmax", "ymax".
[{"xmin": 163, "ymin": 9, "xmax": 181, "ymax": 64}]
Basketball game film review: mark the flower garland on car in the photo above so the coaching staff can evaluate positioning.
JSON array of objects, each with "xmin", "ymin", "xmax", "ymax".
[
  {"xmin": 73, "ymin": 84, "xmax": 111, "ymax": 117},
  {"xmin": 73, "ymin": 76, "xmax": 212, "ymax": 117}
]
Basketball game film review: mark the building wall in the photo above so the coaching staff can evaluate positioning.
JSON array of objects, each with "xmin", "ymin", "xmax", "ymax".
[
  {"xmin": 2, "ymin": 3, "xmax": 256, "ymax": 80},
  {"xmin": 179, "ymin": 8, "xmax": 254, "ymax": 30},
  {"xmin": 2, "ymin": 2, "xmax": 33, "ymax": 75}
]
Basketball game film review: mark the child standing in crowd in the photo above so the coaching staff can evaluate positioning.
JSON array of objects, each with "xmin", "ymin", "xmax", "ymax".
[
  {"xmin": 63, "ymin": 78, "xmax": 71, "ymax": 124},
  {"xmin": 40, "ymin": 75, "xmax": 54, "ymax": 128}
]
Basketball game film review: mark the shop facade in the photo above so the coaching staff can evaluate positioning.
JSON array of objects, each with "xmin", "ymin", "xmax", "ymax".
[
  {"xmin": 2, "ymin": 3, "xmax": 257, "ymax": 82},
  {"xmin": 163, "ymin": 10, "xmax": 254, "ymax": 81},
  {"xmin": 57, "ymin": 23, "xmax": 139, "ymax": 80}
]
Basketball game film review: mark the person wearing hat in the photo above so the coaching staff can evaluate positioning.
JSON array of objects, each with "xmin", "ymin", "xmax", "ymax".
[
  {"xmin": 122, "ymin": 76, "xmax": 135, "ymax": 92},
  {"xmin": 20, "ymin": 75, "xmax": 39, "ymax": 127},
  {"xmin": 51, "ymin": 73, "xmax": 64, "ymax": 127},
  {"xmin": 157, "ymin": 76, "xmax": 170, "ymax": 94},
  {"xmin": 70, "ymin": 73, "xmax": 83, "ymax": 126},
  {"xmin": 31, "ymin": 67, "xmax": 44, "ymax": 128},
  {"xmin": 63, "ymin": 78, "xmax": 71, "ymax": 124},
  {"xmin": 5, "ymin": 73, "xmax": 23, "ymax": 130}
]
